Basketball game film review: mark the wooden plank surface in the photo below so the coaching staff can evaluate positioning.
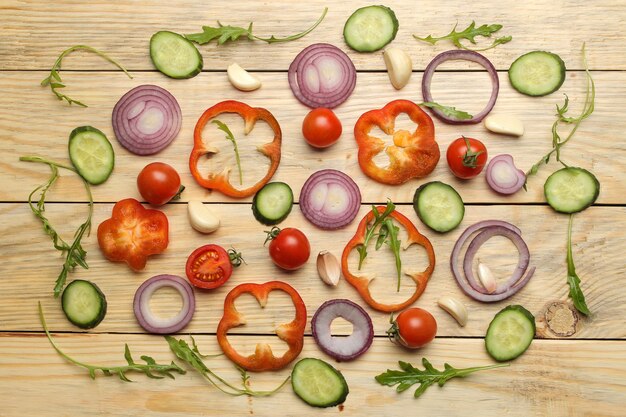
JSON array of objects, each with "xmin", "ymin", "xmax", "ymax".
[{"xmin": 1, "ymin": 0, "xmax": 625, "ymax": 416}]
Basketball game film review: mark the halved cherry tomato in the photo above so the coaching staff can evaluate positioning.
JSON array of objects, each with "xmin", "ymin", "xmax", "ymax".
[
  {"xmin": 446, "ymin": 136, "xmax": 488, "ymax": 180},
  {"xmin": 302, "ymin": 108, "xmax": 342, "ymax": 148},
  {"xmin": 137, "ymin": 162, "xmax": 184, "ymax": 205},
  {"xmin": 185, "ymin": 244, "xmax": 233, "ymax": 289},
  {"xmin": 387, "ymin": 307, "xmax": 437, "ymax": 349},
  {"xmin": 265, "ymin": 227, "xmax": 310, "ymax": 271}
]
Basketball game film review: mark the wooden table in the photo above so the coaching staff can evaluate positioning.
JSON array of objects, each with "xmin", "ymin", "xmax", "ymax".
[{"xmin": 1, "ymin": 1, "xmax": 625, "ymax": 416}]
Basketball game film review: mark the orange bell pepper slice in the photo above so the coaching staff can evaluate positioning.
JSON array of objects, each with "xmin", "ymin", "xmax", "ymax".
[
  {"xmin": 216, "ymin": 281, "xmax": 306, "ymax": 372},
  {"xmin": 354, "ymin": 99, "xmax": 440, "ymax": 185},
  {"xmin": 189, "ymin": 100, "xmax": 281, "ymax": 198}
]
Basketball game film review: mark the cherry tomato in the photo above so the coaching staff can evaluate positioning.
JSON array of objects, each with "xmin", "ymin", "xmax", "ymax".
[
  {"xmin": 137, "ymin": 162, "xmax": 183, "ymax": 205},
  {"xmin": 302, "ymin": 108, "xmax": 342, "ymax": 148},
  {"xmin": 185, "ymin": 244, "xmax": 233, "ymax": 289},
  {"xmin": 388, "ymin": 307, "xmax": 437, "ymax": 349},
  {"xmin": 446, "ymin": 137, "xmax": 488, "ymax": 179},
  {"xmin": 266, "ymin": 227, "xmax": 310, "ymax": 270}
]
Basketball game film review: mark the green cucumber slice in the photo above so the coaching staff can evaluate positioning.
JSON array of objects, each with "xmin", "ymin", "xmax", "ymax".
[
  {"xmin": 343, "ymin": 5, "xmax": 399, "ymax": 52},
  {"xmin": 544, "ymin": 167, "xmax": 600, "ymax": 213},
  {"xmin": 68, "ymin": 126, "xmax": 115, "ymax": 185},
  {"xmin": 62, "ymin": 280, "xmax": 107, "ymax": 329},
  {"xmin": 508, "ymin": 51, "xmax": 566, "ymax": 96},
  {"xmin": 413, "ymin": 181, "xmax": 465, "ymax": 233},
  {"xmin": 150, "ymin": 31, "xmax": 203, "ymax": 79},
  {"xmin": 252, "ymin": 182, "xmax": 294, "ymax": 225},
  {"xmin": 291, "ymin": 358, "xmax": 349, "ymax": 408},
  {"xmin": 485, "ymin": 305, "xmax": 535, "ymax": 361}
]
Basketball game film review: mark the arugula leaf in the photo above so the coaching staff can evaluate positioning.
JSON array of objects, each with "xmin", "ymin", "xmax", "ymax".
[
  {"xmin": 186, "ymin": 8, "xmax": 327, "ymax": 45},
  {"xmin": 381, "ymin": 219, "xmax": 402, "ymax": 291},
  {"xmin": 212, "ymin": 120, "xmax": 243, "ymax": 185},
  {"xmin": 375, "ymin": 359, "xmax": 509, "ymax": 398},
  {"xmin": 566, "ymin": 215, "xmax": 590, "ymax": 315},
  {"xmin": 357, "ymin": 200, "xmax": 396, "ymax": 269},
  {"xmin": 414, "ymin": 21, "xmax": 512, "ymax": 51},
  {"xmin": 420, "ymin": 102, "xmax": 473, "ymax": 120}
]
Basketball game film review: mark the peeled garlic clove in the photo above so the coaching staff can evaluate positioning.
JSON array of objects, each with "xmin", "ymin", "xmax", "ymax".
[
  {"xmin": 477, "ymin": 262, "xmax": 498, "ymax": 294},
  {"xmin": 437, "ymin": 296, "xmax": 468, "ymax": 327},
  {"xmin": 383, "ymin": 47, "xmax": 412, "ymax": 90},
  {"xmin": 187, "ymin": 200, "xmax": 220, "ymax": 233},
  {"xmin": 484, "ymin": 114, "xmax": 525, "ymax": 137},
  {"xmin": 317, "ymin": 251, "xmax": 340, "ymax": 287},
  {"xmin": 227, "ymin": 63, "xmax": 261, "ymax": 91}
]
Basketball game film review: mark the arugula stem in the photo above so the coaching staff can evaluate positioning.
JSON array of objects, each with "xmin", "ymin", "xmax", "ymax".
[
  {"xmin": 357, "ymin": 201, "xmax": 395, "ymax": 269},
  {"xmin": 566, "ymin": 215, "xmax": 590, "ymax": 315},
  {"xmin": 254, "ymin": 7, "xmax": 327, "ymax": 43},
  {"xmin": 212, "ymin": 120, "xmax": 243, "ymax": 185}
]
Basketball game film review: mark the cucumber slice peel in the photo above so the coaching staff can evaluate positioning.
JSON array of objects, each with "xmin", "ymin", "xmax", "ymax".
[
  {"xmin": 343, "ymin": 5, "xmax": 399, "ymax": 52},
  {"xmin": 413, "ymin": 181, "xmax": 465, "ymax": 233},
  {"xmin": 291, "ymin": 358, "xmax": 349, "ymax": 407},
  {"xmin": 544, "ymin": 167, "xmax": 599, "ymax": 213},
  {"xmin": 68, "ymin": 126, "xmax": 114, "ymax": 185},
  {"xmin": 485, "ymin": 305, "xmax": 535, "ymax": 361},
  {"xmin": 508, "ymin": 51, "xmax": 566, "ymax": 96},
  {"xmin": 150, "ymin": 31, "xmax": 203, "ymax": 79},
  {"xmin": 62, "ymin": 280, "xmax": 107, "ymax": 329}
]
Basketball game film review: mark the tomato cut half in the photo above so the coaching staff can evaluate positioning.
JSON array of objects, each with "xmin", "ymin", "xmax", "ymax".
[{"xmin": 185, "ymin": 244, "xmax": 233, "ymax": 289}]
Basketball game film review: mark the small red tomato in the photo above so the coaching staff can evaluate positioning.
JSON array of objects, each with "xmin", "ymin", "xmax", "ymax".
[
  {"xmin": 446, "ymin": 136, "xmax": 488, "ymax": 179},
  {"xmin": 137, "ymin": 162, "xmax": 183, "ymax": 205},
  {"xmin": 185, "ymin": 244, "xmax": 233, "ymax": 289},
  {"xmin": 302, "ymin": 108, "xmax": 342, "ymax": 148},
  {"xmin": 266, "ymin": 227, "xmax": 310, "ymax": 270},
  {"xmin": 388, "ymin": 307, "xmax": 437, "ymax": 349}
]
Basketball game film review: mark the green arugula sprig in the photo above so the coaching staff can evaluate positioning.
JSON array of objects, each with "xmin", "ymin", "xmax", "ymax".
[
  {"xmin": 20, "ymin": 156, "xmax": 93, "ymax": 297},
  {"xmin": 414, "ymin": 21, "xmax": 512, "ymax": 51},
  {"xmin": 420, "ymin": 102, "xmax": 473, "ymax": 121},
  {"xmin": 566, "ymin": 215, "xmax": 590, "ymax": 315},
  {"xmin": 41, "ymin": 45, "xmax": 132, "ymax": 107},
  {"xmin": 381, "ymin": 219, "xmax": 402, "ymax": 291},
  {"xmin": 212, "ymin": 120, "xmax": 243, "ymax": 185},
  {"xmin": 185, "ymin": 8, "xmax": 327, "ymax": 45},
  {"xmin": 375, "ymin": 359, "xmax": 509, "ymax": 398}
]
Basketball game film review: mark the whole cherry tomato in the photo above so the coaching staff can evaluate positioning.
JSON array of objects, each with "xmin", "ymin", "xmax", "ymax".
[
  {"xmin": 185, "ymin": 244, "xmax": 234, "ymax": 289},
  {"xmin": 446, "ymin": 137, "xmax": 488, "ymax": 179},
  {"xmin": 137, "ymin": 162, "xmax": 183, "ymax": 205},
  {"xmin": 387, "ymin": 307, "xmax": 437, "ymax": 349},
  {"xmin": 302, "ymin": 108, "xmax": 342, "ymax": 148},
  {"xmin": 265, "ymin": 227, "xmax": 310, "ymax": 270}
]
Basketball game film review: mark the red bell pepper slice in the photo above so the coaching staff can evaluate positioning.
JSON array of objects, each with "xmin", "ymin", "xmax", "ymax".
[
  {"xmin": 216, "ymin": 281, "xmax": 306, "ymax": 372},
  {"xmin": 189, "ymin": 100, "xmax": 282, "ymax": 198},
  {"xmin": 354, "ymin": 99, "xmax": 440, "ymax": 185},
  {"xmin": 341, "ymin": 206, "xmax": 436, "ymax": 313}
]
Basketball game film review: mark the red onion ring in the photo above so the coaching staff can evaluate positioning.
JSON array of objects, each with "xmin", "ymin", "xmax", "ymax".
[
  {"xmin": 485, "ymin": 154, "xmax": 526, "ymax": 194},
  {"xmin": 311, "ymin": 299, "xmax": 373, "ymax": 361},
  {"xmin": 112, "ymin": 84, "xmax": 182, "ymax": 155},
  {"xmin": 450, "ymin": 220, "xmax": 534, "ymax": 302},
  {"xmin": 288, "ymin": 43, "xmax": 357, "ymax": 109},
  {"xmin": 299, "ymin": 169, "xmax": 361, "ymax": 230},
  {"xmin": 133, "ymin": 274, "xmax": 195, "ymax": 334},
  {"xmin": 422, "ymin": 50, "xmax": 499, "ymax": 124}
]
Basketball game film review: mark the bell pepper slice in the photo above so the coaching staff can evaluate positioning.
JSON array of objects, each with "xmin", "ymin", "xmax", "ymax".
[
  {"xmin": 341, "ymin": 206, "xmax": 436, "ymax": 313},
  {"xmin": 354, "ymin": 99, "xmax": 440, "ymax": 185},
  {"xmin": 189, "ymin": 100, "xmax": 282, "ymax": 198},
  {"xmin": 216, "ymin": 281, "xmax": 306, "ymax": 372}
]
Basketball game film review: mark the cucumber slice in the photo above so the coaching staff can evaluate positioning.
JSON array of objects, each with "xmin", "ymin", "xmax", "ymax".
[
  {"xmin": 62, "ymin": 280, "xmax": 107, "ymax": 329},
  {"xmin": 252, "ymin": 182, "xmax": 294, "ymax": 225},
  {"xmin": 68, "ymin": 126, "xmax": 115, "ymax": 185},
  {"xmin": 150, "ymin": 31, "xmax": 203, "ymax": 79},
  {"xmin": 508, "ymin": 51, "xmax": 566, "ymax": 96},
  {"xmin": 291, "ymin": 358, "xmax": 349, "ymax": 408},
  {"xmin": 413, "ymin": 181, "xmax": 465, "ymax": 233},
  {"xmin": 485, "ymin": 305, "xmax": 535, "ymax": 361},
  {"xmin": 544, "ymin": 167, "xmax": 599, "ymax": 213},
  {"xmin": 343, "ymin": 5, "xmax": 399, "ymax": 52}
]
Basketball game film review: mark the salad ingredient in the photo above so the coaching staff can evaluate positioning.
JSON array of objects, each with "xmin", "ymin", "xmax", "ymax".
[
  {"xmin": 485, "ymin": 305, "xmax": 535, "ymax": 361},
  {"xmin": 288, "ymin": 43, "xmax": 357, "ymax": 109},
  {"xmin": 311, "ymin": 299, "xmax": 374, "ymax": 361},
  {"xmin": 185, "ymin": 8, "xmax": 327, "ymax": 45},
  {"xmin": 20, "ymin": 156, "xmax": 93, "ymax": 297},
  {"xmin": 437, "ymin": 296, "xmax": 468, "ymax": 327},
  {"xmin": 343, "ymin": 5, "xmax": 399, "ymax": 52},
  {"xmin": 413, "ymin": 181, "xmax": 464, "ymax": 233},
  {"xmin": 112, "ymin": 84, "xmax": 182, "ymax": 155},
  {"xmin": 185, "ymin": 244, "xmax": 233, "ymax": 290},
  {"xmin": 217, "ymin": 281, "xmax": 307, "ymax": 371},
  {"xmin": 446, "ymin": 136, "xmax": 488, "ymax": 180},
  {"xmin": 291, "ymin": 358, "xmax": 349, "ymax": 407},
  {"xmin": 376, "ymin": 358, "xmax": 509, "ymax": 398},
  {"xmin": 387, "ymin": 308, "xmax": 437, "ymax": 349},
  {"xmin": 39, "ymin": 303, "xmax": 185, "ymax": 381},
  {"xmin": 302, "ymin": 108, "xmax": 342, "ymax": 148},
  {"xmin": 422, "ymin": 50, "xmax": 499, "ymax": 124},
  {"xmin": 486, "ymin": 154, "xmax": 526, "ymax": 195},
  {"xmin": 227, "ymin": 63, "xmax": 261, "ymax": 91},
  {"xmin": 212, "ymin": 119, "xmax": 243, "ymax": 185},
  {"xmin": 342, "ymin": 204, "xmax": 436, "ymax": 313},
  {"xmin": 137, "ymin": 162, "xmax": 183, "ymax": 205},
  {"xmin": 414, "ymin": 21, "xmax": 511, "ymax": 51},
  {"xmin": 68, "ymin": 126, "xmax": 115, "ymax": 185},
  {"xmin": 265, "ymin": 227, "xmax": 310, "ymax": 270},
  {"xmin": 565, "ymin": 215, "xmax": 591, "ymax": 315},
  {"xmin": 383, "ymin": 47, "xmax": 412, "ymax": 90},
  {"xmin": 41, "ymin": 45, "xmax": 132, "ymax": 107},
  {"xmin": 484, "ymin": 114, "xmax": 525, "ymax": 137},
  {"xmin": 62, "ymin": 280, "xmax": 107, "ymax": 329},
  {"xmin": 190, "ymin": 100, "xmax": 282, "ymax": 198},
  {"xmin": 420, "ymin": 102, "xmax": 472, "ymax": 121},
  {"xmin": 299, "ymin": 169, "xmax": 361, "ymax": 230},
  {"xmin": 354, "ymin": 100, "xmax": 439, "ymax": 184},
  {"xmin": 97, "ymin": 198, "xmax": 169, "ymax": 271},
  {"xmin": 150, "ymin": 31, "xmax": 203, "ymax": 79},
  {"xmin": 317, "ymin": 251, "xmax": 341, "ymax": 287},
  {"xmin": 133, "ymin": 274, "xmax": 195, "ymax": 334},
  {"xmin": 187, "ymin": 201, "xmax": 220, "ymax": 233},
  {"xmin": 544, "ymin": 167, "xmax": 599, "ymax": 214},
  {"xmin": 451, "ymin": 220, "xmax": 535, "ymax": 302},
  {"xmin": 477, "ymin": 262, "xmax": 497, "ymax": 294},
  {"xmin": 252, "ymin": 182, "xmax": 294, "ymax": 225},
  {"xmin": 508, "ymin": 51, "xmax": 566, "ymax": 96}
]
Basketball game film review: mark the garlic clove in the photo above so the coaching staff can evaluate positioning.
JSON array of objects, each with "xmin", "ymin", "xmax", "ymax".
[
  {"xmin": 477, "ymin": 262, "xmax": 498, "ymax": 294},
  {"xmin": 317, "ymin": 251, "xmax": 341, "ymax": 287},
  {"xmin": 484, "ymin": 114, "xmax": 525, "ymax": 137},
  {"xmin": 383, "ymin": 47, "xmax": 412, "ymax": 90},
  {"xmin": 227, "ymin": 63, "xmax": 261, "ymax": 91},
  {"xmin": 437, "ymin": 296, "xmax": 468, "ymax": 327},
  {"xmin": 187, "ymin": 200, "xmax": 220, "ymax": 234}
]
